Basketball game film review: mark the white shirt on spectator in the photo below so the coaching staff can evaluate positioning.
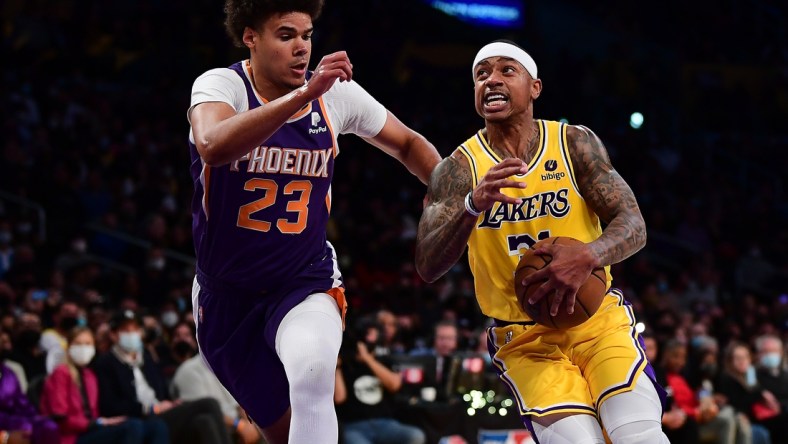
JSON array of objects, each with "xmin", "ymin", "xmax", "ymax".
[{"xmin": 172, "ymin": 353, "xmax": 239, "ymax": 420}]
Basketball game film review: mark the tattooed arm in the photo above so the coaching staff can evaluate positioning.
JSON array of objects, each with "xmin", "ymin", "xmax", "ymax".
[
  {"xmin": 568, "ymin": 125, "xmax": 646, "ymax": 266},
  {"xmin": 522, "ymin": 125, "xmax": 645, "ymax": 316},
  {"xmin": 416, "ymin": 152, "xmax": 528, "ymax": 283},
  {"xmin": 415, "ymin": 152, "xmax": 477, "ymax": 283}
]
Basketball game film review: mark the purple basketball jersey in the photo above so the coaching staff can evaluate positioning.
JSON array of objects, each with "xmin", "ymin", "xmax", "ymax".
[{"xmin": 190, "ymin": 62, "xmax": 338, "ymax": 292}]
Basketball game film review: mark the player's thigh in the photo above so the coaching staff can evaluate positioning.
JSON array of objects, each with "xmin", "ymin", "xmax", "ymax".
[
  {"xmin": 193, "ymin": 282, "xmax": 290, "ymax": 427},
  {"xmin": 489, "ymin": 324, "xmax": 595, "ymax": 415},
  {"xmin": 570, "ymin": 292, "xmax": 653, "ymax": 406}
]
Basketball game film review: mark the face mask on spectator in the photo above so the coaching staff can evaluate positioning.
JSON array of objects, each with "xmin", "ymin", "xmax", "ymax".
[
  {"xmin": 760, "ymin": 353, "xmax": 782, "ymax": 370},
  {"xmin": 161, "ymin": 311, "xmax": 178, "ymax": 328},
  {"xmin": 745, "ymin": 365, "xmax": 757, "ymax": 386},
  {"xmin": 60, "ymin": 316, "xmax": 79, "ymax": 331},
  {"xmin": 69, "ymin": 344, "xmax": 95, "ymax": 366},
  {"xmin": 173, "ymin": 341, "xmax": 195, "ymax": 358},
  {"xmin": 145, "ymin": 326, "xmax": 161, "ymax": 343},
  {"xmin": 119, "ymin": 331, "xmax": 143, "ymax": 352}
]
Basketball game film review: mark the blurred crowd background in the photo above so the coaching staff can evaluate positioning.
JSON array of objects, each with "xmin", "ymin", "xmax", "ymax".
[{"xmin": 1, "ymin": 0, "xmax": 787, "ymax": 443}]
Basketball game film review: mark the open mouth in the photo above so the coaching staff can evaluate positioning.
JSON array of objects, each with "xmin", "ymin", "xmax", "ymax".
[
  {"xmin": 291, "ymin": 62, "xmax": 307, "ymax": 75},
  {"xmin": 484, "ymin": 91, "xmax": 509, "ymax": 108}
]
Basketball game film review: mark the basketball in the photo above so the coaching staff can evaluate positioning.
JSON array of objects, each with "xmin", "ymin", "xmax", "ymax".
[{"xmin": 514, "ymin": 237, "xmax": 607, "ymax": 329}]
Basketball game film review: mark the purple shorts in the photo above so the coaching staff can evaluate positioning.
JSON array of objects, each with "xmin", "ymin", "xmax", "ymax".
[{"xmin": 194, "ymin": 267, "xmax": 344, "ymax": 427}]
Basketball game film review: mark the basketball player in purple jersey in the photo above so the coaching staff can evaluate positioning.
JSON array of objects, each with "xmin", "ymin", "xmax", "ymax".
[{"xmin": 187, "ymin": 1, "xmax": 440, "ymax": 443}]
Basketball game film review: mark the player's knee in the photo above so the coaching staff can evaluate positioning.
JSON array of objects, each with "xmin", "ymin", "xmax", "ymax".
[
  {"xmin": 607, "ymin": 420, "xmax": 668, "ymax": 444},
  {"xmin": 532, "ymin": 414, "xmax": 605, "ymax": 444},
  {"xmin": 284, "ymin": 335, "xmax": 337, "ymax": 392}
]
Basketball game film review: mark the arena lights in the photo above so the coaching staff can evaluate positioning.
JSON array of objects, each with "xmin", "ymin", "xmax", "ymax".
[
  {"xmin": 635, "ymin": 322, "xmax": 646, "ymax": 333},
  {"xmin": 423, "ymin": 0, "xmax": 524, "ymax": 28},
  {"xmin": 630, "ymin": 112, "xmax": 644, "ymax": 129}
]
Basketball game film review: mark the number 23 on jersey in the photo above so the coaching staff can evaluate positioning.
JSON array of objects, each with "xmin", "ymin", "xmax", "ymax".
[{"xmin": 236, "ymin": 178, "xmax": 312, "ymax": 234}]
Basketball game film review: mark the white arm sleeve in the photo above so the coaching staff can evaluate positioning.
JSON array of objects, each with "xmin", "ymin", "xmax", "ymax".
[
  {"xmin": 187, "ymin": 68, "xmax": 248, "ymax": 123},
  {"xmin": 324, "ymin": 79, "xmax": 388, "ymax": 138}
]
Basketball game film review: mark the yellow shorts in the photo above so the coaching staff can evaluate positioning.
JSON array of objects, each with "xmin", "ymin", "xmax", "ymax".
[{"xmin": 488, "ymin": 289, "xmax": 653, "ymax": 417}]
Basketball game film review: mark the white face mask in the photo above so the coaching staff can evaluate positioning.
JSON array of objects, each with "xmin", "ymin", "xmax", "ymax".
[
  {"xmin": 118, "ymin": 332, "xmax": 143, "ymax": 352},
  {"xmin": 69, "ymin": 344, "xmax": 96, "ymax": 366},
  {"xmin": 161, "ymin": 311, "xmax": 179, "ymax": 328}
]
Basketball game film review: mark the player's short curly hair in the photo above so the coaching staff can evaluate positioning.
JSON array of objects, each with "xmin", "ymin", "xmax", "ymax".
[{"xmin": 224, "ymin": 0, "xmax": 325, "ymax": 47}]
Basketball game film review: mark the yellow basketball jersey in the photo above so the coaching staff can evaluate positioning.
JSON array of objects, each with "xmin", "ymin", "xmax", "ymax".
[{"xmin": 457, "ymin": 120, "xmax": 612, "ymax": 322}]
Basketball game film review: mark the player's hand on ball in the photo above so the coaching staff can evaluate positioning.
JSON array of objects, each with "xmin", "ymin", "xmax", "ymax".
[
  {"xmin": 521, "ymin": 243, "xmax": 596, "ymax": 316},
  {"xmin": 305, "ymin": 51, "xmax": 353, "ymax": 100},
  {"xmin": 470, "ymin": 158, "xmax": 527, "ymax": 211}
]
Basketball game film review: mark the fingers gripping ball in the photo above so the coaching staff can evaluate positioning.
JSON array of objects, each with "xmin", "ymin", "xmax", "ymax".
[{"xmin": 514, "ymin": 237, "xmax": 607, "ymax": 329}]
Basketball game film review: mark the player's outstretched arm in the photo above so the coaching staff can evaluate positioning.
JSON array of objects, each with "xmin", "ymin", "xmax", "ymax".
[
  {"xmin": 191, "ymin": 51, "xmax": 353, "ymax": 167},
  {"xmin": 416, "ymin": 152, "xmax": 476, "ymax": 282},
  {"xmin": 362, "ymin": 111, "xmax": 441, "ymax": 185},
  {"xmin": 568, "ymin": 125, "xmax": 647, "ymax": 266}
]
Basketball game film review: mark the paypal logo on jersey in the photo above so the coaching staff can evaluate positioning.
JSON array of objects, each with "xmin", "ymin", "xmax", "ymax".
[{"xmin": 309, "ymin": 111, "xmax": 328, "ymax": 134}]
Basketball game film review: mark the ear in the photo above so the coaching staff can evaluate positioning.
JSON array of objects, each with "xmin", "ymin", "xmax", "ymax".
[
  {"xmin": 531, "ymin": 78, "xmax": 543, "ymax": 100},
  {"xmin": 242, "ymin": 26, "xmax": 257, "ymax": 49}
]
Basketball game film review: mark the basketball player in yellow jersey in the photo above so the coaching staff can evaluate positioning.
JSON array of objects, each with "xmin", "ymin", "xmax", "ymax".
[{"xmin": 415, "ymin": 40, "xmax": 669, "ymax": 444}]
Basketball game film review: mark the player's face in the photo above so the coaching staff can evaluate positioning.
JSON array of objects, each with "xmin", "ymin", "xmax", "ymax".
[
  {"xmin": 245, "ymin": 12, "xmax": 313, "ymax": 96},
  {"xmin": 473, "ymin": 57, "xmax": 542, "ymax": 122}
]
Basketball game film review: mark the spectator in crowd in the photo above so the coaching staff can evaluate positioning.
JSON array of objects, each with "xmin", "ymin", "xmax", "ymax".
[
  {"xmin": 411, "ymin": 320, "xmax": 458, "ymax": 402},
  {"xmin": 171, "ymin": 352, "xmax": 263, "ymax": 444},
  {"xmin": 0, "ymin": 359, "xmax": 59, "ymax": 443},
  {"xmin": 376, "ymin": 310, "xmax": 404, "ymax": 355},
  {"xmin": 655, "ymin": 339, "xmax": 701, "ymax": 443},
  {"xmin": 160, "ymin": 321, "xmax": 196, "ymax": 380},
  {"xmin": 39, "ymin": 326, "xmax": 168, "ymax": 444},
  {"xmin": 754, "ymin": 335, "xmax": 788, "ymax": 411},
  {"xmin": 140, "ymin": 314, "xmax": 167, "ymax": 367},
  {"xmin": 718, "ymin": 342, "xmax": 785, "ymax": 441},
  {"xmin": 335, "ymin": 325, "xmax": 425, "ymax": 444},
  {"xmin": 40, "ymin": 301, "xmax": 81, "ymax": 374},
  {"xmin": 1, "ymin": 329, "xmax": 27, "ymax": 393},
  {"xmin": 92, "ymin": 310, "xmax": 231, "ymax": 444},
  {"xmin": 10, "ymin": 314, "xmax": 46, "ymax": 387},
  {"xmin": 691, "ymin": 337, "xmax": 763, "ymax": 444}
]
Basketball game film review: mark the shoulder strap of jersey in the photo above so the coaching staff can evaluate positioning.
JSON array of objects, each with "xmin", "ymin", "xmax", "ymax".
[
  {"xmin": 558, "ymin": 122, "xmax": 583, "ymax": 197},
  {"xmin": 456, "ymin": 143, "xmax": 479, "ymax": 187}
]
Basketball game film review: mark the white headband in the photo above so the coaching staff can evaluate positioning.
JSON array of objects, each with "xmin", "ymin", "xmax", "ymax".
[{"xmin": 472, "ymin": 42, "xmax": 538, "ymax": 80}]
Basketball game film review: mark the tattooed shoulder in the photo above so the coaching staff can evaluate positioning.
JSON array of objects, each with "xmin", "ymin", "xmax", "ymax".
[
  {"xmin": 565, "ymin": 125, "xmax": 613, "ymax": 174},
  {"xmin": 426, "ymin": 151, "xmax": 473, "ymax": 204}
]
